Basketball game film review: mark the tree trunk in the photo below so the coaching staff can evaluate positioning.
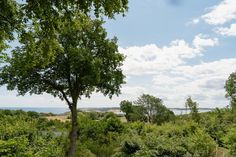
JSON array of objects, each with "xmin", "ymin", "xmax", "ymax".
[{"xmin": 67, "ymin": 103, "xmax": 78, "ymax": 157}]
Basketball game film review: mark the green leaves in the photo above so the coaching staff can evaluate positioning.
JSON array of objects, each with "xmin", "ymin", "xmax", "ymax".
[
  {"xmin": 0, "ymin": 110, "xmax": 67, "ymax": 156},
  {"xmin": 185, "ymin": 97, "xmax": 200, "ymax": 123},
  {"xmin": 225, "ymin": 72, "xmax": 236, "ymax": 110},
  {"xmin": 0, "ymin": 0, "xmax": 128, "ymax": 73},
  {"xmin": 0, "ymin": 12, "xmax": 125, "ymax": 104},
  {"xmin": 0, "ymin": 1, "xmax": 127, "ymax": 156},
  {"xmin": 120, "ymin": 94, "xmax": 175, "ymax": 124},
  {"xmin": 223, "ymin": 128, "xmax": 236, "ymax": 155},
  {"xmin": 0, "ymin": 0, "xmax": 19, "ymax": 52}
]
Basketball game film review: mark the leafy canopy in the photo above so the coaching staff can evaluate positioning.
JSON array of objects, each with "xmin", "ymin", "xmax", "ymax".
[
  {"xmin": 0, "ymin": 13, "xmax": 125, "ymax": 106},
  {"xmin": 0, "ymin": 0, "xmax": 19, "ymax": 60},
  {"xmin": 120, "ymin": 94, "xmax": 175, "ymax": 124},
  {"xmin": 0, "ymin": 0, "xmax": 128, "ymax": 61},
  {"xmin": 185, "ymin": 96, "xmax": 200, "ymax": 122},
  {"xmin": 225, "ymin": 72, "xmax": 236, "ymax": 110},
  {"xmin": 135, "ymin": 94, "xmax": 175, "ymax": 124}
]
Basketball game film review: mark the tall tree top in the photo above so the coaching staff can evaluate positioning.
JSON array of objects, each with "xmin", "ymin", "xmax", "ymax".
[
  {"xmin": 0, "ymin": 0, "xmax": 128, "ymax": 55},
  {"xmin": 0, "ymin": 13, "xmax": 125, "ymax": 105}
]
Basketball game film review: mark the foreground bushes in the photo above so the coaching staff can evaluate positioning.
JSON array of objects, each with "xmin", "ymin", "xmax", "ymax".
[
  {"xmin": 0, "ymin": 110, "xmax": 67, "ymax": 156},
  {"xmin": 113, "ymin": 122, "xmax": 216, "ymax": 157},
  {"xmin": 0, "ymin": 108, "xmax": 236, "ymax": 157}
]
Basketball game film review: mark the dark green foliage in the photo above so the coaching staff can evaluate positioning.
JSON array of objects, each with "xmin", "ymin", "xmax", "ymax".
[
  {"xmin": 77, "ymin": 112, "xmax": 125, "ymax": 157},
  {"xmin": 121, "ymin": 138, "xmax": 142, "ymax": 155},
  {"xmin": 0, "ymin": 13, "xmax": 125, "ymax": 100},
  {"xmin": 0, "ymin": 108, "xmax": 236, "ymax": 156},
  {"xmin": 185, "ymin": 96, "xmax": 200, "ymax": 123},
  {"xmin": 0, "ymin": 0, "xmax": 19, "ymax": 60},
  {"xmin": 225, "ymin": 71, "xmax": 236, "ymax": 110},
  {"xmin": 120, "ymin": 100, "xmax": 147, "ymax": 122},
  {"xmin": 1, "ymin": 1, "xmax": 127, "ymax": 155},
  {"xmin": 113, "ymin": 121, "xmax": 217, "ymax": 157},
  {"xmin": 0, "ymin": 0, "xmax": 128, "ymax": 57},
  {"xmin": 136, "ymin": 94, "xmax": 175, "ymax": 124},
  {"xmin": 223, "ymin": 128, "xmax": 236, "ymax": 156},
  {"xmin": 120, "ymin": 94, "xmax": 175, "ymax": 124},
  {"xmin": 0, "ymin": 110, "xmax": 67, "ymax": 156}
]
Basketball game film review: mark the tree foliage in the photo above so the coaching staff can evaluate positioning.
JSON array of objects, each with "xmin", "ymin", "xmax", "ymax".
[
  {"xmin": 185, "ymin": 96, "xmax": 200, "ymax": 123},
  {"xmin": 0, "ymin": 0, "xmax": 19, "ymax": 61},
  {"xmin": 120, "ymin": 94, "xmax": 175, "ymax": 124},
  {"xmin": 225, "ymin": 71, "xmax": 236, "ymax": 110},
  {"xmin": 0, "ymin": 110, "xmax": 67, "ymax": 156},
  {"xmin": 1, "ymin": 107, "xmax": 236, "ymax": 157},
  {"xmin": 0, "ymin": 0, "xmax": 128, "ymax": 50},
  {"xmin": 0, "ymin": 14, "xmax": 125, "ymax": 101},
  {"xmin": 0, "ymin": 0, "xmax": 128, "ymax": 156},
  {"xmin": 0, "ymin": 0, "xmax": 128, "ymax": 63},
  {"xmin": 120, "ymin": 100, "xmax": 146, "ymax": 122}
]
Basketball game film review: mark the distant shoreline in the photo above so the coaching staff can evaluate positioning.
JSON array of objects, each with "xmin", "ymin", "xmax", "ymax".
[{"xmin": 0, "ymin": 107, "xmax": 215, "ymax": 115}]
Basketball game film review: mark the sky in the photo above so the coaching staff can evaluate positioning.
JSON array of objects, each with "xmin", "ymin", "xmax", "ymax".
[{"xmin": 0, "ymin": 0, "xmax": 236, "ymax": 108}]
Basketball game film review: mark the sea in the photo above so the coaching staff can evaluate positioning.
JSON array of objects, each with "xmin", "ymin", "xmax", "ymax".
[
  {"xmin": 0, "ymin": 107, "xmax": 70, "ymax": 114},
  {"xmin": 0, "ymin": 107, "xmax": 214, "ymax": 115}
]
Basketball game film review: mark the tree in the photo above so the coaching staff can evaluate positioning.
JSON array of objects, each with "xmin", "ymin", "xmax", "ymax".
[
  {"xmin": 0, "ymin": 13, "xmax": 125, "ymax": 157},
  {"xmin": 0, "ymin": 0, "xmax": 128, "ymax": 61},
  {"xmin": 120, "ymin": 94, "xmax": 174, "ymax": 124},
  {"xmin": 185, "ymin": 97, "xmax": 200, "ymax": 123},
  {"xmin": 0, "ymin": 1, "xmax": 128, "ymax": 156},
  {"xmin": 120, "ymin": 100, "xmax": 133, "ymax": 121},
  {"xmin": 225, "ymin": 72, "xmax": 236, "ymax": 110},
  {"xmin": 0, "ymin": 0, "xmax": 19, "ymax": 61},
  {"xmin": 135, "ymin": 94, "xmax": 174, "ymax": 124},
  {"xmin": 120, "ymin": 100, "xmax": 146, "ymax": 122}
]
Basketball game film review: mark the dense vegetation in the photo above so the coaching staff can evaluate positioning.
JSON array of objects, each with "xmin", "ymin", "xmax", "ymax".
[
  {"xmin": 0, "ymin": 104, "xmax": 235, "ymax": 157},
  {"xmin": 120, "ymin": 94, "xmax": 175, "ymax": 124},
  {"xmin": 0, "ymin": 110, "xmax": 68, "ymax": 156},
  {"xmin": 1, "ymin": 0, "xmax": 236, "ymax": 156}
]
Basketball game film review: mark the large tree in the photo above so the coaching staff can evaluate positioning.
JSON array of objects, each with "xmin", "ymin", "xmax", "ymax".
[
  {"xmin": 0, "ymin": 7, "xmax": 127, "ymax": 157},
  {"xmin": 0, "ymin": 0, "xmax": 128, "ymax": 156},
  {"xmin": 225, "ymin": 72, "xmax": 236, "ymax": 110}
]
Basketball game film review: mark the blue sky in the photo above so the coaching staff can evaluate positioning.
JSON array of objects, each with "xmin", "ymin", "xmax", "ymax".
[{"xmin": 0, "ymin": 0, "xmax": 236, "ymax": 108}]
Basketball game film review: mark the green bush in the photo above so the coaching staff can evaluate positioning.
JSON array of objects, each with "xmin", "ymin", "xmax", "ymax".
[{"xmin": 223, "ymin": 127, "xmax": 236, "ymax": 156}]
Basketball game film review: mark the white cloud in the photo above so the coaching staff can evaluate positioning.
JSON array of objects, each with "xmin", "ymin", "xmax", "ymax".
[
  {"xmin": 192, "ymin": 18, "xmax": 200, "ymax": 24},
  {"xmin": 186, "ymin": 18, "xmax": 200, "ymax": 26},
  {"xmin": 152, "ymin": 59, "xmax": 236, "ymax": 108},
  {"xmin": 121, "ymin": 86, "xmax": 147, "ymax": 96},
  {"xmin": 120, "ymin": 34, "xmax": 218, "ymax": 75},
  {"xmin": 216, "ymin": 23, "xmax": 236, "ymax": 36},
  {"xmin": 114, "ymin": 35, "xmax": 235, "ymax": 108},
  {"xmin": 202, "ymin": 0, "xmax": 236, "ymax": 25},
  {"xmin": 193, "ymin": 34, "xmax": 219, "ymax": 50}
]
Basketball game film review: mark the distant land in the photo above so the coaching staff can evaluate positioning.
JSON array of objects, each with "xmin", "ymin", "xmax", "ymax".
[{"xmin": 0, "ymin": 107, "xmax": 214, "ymax": 115}]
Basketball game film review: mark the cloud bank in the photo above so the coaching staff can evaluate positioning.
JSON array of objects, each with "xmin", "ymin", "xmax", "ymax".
[
  {"xmin": 216, "ymin": 23, "xmax": 236, "ymax": 36},
  {"xmin": 119, "ymin": 34, "xmax": 235, "ymax": 108},
  {"xmin": 120, "ymin": 34, "xmax": 218, "ymax": 75},
  {"xmin": 202, "ymin": 0, "xmax": 236, "ymax": 25}
]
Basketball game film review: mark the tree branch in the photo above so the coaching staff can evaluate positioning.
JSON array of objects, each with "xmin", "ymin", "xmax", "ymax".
[
  {"xmin": 60, "ymin": 90, "xmax": 72, "ymax": 109},
  {"xmin": 41, "ymin": 78, "xmax": 72, "ymax": 108},
  {"xmin": 66, "ymin": 56, "xmax": 73, "ymax": 95}
]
